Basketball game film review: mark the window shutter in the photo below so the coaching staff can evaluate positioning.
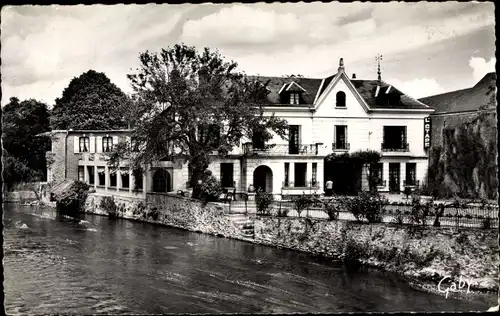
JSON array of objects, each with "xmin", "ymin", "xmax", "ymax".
[
  {"xmin": 345, "ymin": 126, "xmax": 348, "ymax": 144},
  {"xmin": 96, "ymin": 136, "xmax": 102, "ymax": 153},
  {"xmin": 90, "ymin": 136, "xmax": 96, "ymax": 153},
  {"xmin": 74, "ymin": 136, "xmax": 80, "ymax": 153},
  {"xmin": 112, "ymin": 136, "xmax": 119, "ymax": 150}
]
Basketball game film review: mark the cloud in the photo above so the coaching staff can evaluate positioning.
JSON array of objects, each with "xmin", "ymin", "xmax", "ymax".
[
  {"xmin": 387, "ymin": 78, "xmax": 444, "ymax": 99},
  {"xmin": 469, "ymin": 56, "xmax": 496, "ymax": 82}
]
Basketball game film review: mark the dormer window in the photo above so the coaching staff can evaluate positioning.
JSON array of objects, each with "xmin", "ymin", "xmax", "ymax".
[
  {"xmin": 336, "ymin": 91, "xmax": 346, "ymax": 107},
  {"xmin": 290, "ymin": 92, "xmax": 300, "ymax": 105}
]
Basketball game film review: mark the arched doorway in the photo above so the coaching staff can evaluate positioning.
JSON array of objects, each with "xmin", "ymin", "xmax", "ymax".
[
  {"xmin": 253, "ymin": 165, "xmax": 273, "ymax": 193},
  {"xmin": 153, "ymin": 169, "xmax": 171, "ymax": 193}
]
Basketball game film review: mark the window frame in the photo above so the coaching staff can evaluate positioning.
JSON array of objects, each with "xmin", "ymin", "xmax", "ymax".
[
  {"xmin": 102, "ymin": 136, "xmax": 113, "ymax": 153},
  {"xmin": 79, "ymin": 136, "xmax": 90, "ymax": 153},
  {"xmin": 336, "ymin": 91, "xmax": 346, "ymax": 108}
]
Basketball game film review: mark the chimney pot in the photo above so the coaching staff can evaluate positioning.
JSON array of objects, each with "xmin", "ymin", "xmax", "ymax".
[{"xmin": 352, "ymin": 73, "xmax": 356, "ymax": 79}]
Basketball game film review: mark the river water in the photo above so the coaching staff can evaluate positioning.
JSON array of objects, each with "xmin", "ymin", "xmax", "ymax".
[{"xmin": 3, "ymin": 203, "xmax": 487, "ymax": 314}]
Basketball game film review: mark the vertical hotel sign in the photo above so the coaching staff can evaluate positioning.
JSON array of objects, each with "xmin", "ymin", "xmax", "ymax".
[{"xmin": 424, "ymin": 117, "xmax": 431, "ymax": 149}]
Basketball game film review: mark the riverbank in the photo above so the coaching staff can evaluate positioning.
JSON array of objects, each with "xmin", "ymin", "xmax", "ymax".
[{"xmin": 82, "ymin": 193, "xmax": 498, "ymax": 304}]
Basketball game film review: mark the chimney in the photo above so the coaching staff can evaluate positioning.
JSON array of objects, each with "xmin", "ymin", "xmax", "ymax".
[
  {"xmin": 352, "ymin": 73, "xmax": 356, "ymax": 79},
  {"xmin": 338, "ymin": 58, "xmax": 344, "ymax": 73}
]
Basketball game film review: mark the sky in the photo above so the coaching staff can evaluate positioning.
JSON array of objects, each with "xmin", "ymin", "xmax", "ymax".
[{"xmin": 1, "ymin": 2, "xmax": 496, "ymax": 107}]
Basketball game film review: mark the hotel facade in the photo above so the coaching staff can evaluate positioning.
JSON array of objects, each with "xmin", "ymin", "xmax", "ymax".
[{"xmin": 44, "ymin": 59, "xmax": 435, "ymax": 199}]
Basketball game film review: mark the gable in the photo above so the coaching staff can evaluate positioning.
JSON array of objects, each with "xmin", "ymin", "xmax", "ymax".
[{"xmin": 313, "ymin": 73, "xmax": 370, "ymax": 117}]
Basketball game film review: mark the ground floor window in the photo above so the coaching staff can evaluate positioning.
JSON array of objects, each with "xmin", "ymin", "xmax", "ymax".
[
  {"xmin": 98, "ymin": 168, "xmax": 105, "ymax": 186},
  {"xmin": 134, "ymin": 169, "xmax": 143, "ymax": 191},
  {"xmin": 121, "ymin": 169, "xmax": 129, "ymax": 188},
  {"xmin": 370, "ymin": 163, "xmax": 384, "ymax": 186},
  {"xmin": 220, "ymin": 163, "xmax": 234, "ymax": 187},
  {"xmin": 110, "ymin": 171, "xmax": 117, "ymax": 187},
  {"xmin": 406, "ymin": 163, "xmax": 416, "ymax": 186},
  {"xmin": 312, "ymin": 163, "xmax": 317, "ymax": 186},
  {"xmin": 87, "ymin": 166, "xmax": 95, "ymax": 185},
  {"xmin": 294, "ymin": 163, "xmax": 307, "ymax": 187},
  {"xmin": 284, "ymin": 163, "xmax": 290, "ymax": 187},
  {"xmin": 78, "ymin": 166, "xmax": 84, "ymax": 182}
]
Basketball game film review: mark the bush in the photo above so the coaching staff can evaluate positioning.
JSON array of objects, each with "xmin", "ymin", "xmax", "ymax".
[
  {"xmin": 148, "ymin": 207, "xmax": 159, "ymax": 221},
  {"xmin": 322, "ymin": 199, "xmax": 340, "ymax": 221},
  {"xmin": 57, "ymin": 181, "xmax": 90, "ymax": 216},
  {"xmin": 403, "ymin": 187, "xmax": 412, "ymax": 199},
  {"xmin": 482, "ymin": 217, "xmax": 492, "ymax": 229},
  {"xmin": 100, "ymin": 196, "xmax": 119, "ymax": 218},
  {"xmin": 391, "ymin": 210, "xmax": 405, "ymax": 226},
  {"xmin": 340, "ymin": 192, "xmax": 386, "ymax": 223},
  {"xmin": 294, "ymin": 194, "xmax": 315, "ymax": 217},
  {"xmin": 409, "ymin": 195, "xmax": 433, "ymax": 226},
  {"xmin": 199, "ymin": 175, "xmax": 223, "ymax": 202},
  {"xmin": 255, "ymin": 189, "xmax": 274, "ymax": 215}
]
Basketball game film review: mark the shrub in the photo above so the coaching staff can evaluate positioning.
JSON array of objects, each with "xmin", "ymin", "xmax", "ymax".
[
  {"xmin": 403, "ymin": 187, "xmax": 412, "ymax": 199},
  {"xmin": 482, "ymin": 217, "xmax": 492, "ymax": 229},
  {"xmin": 100, "ymin": 196, "xmax": 120, "ymax": 218},
  {"xmin": 255, "ymin": 189, "xmax": 274, "ymax": 215},
  {"xmin": 199, "ymin": 175, "xmax": 223, "ymax": 202},
  {"xmin": 340, "ymin": 192, "xmax": 386, "ymax": 223},
  {"xmin": 409, "ymin": 195, "xmax": 433, "ymax": 226},
  {"xmin": 148, "ymin": 207, "xmax": 159, "ymax": 221},
  {"xmin": 276, "ymin": 207, "xmax": 289, "ymax": 217},
  {"xmin": 294, "ymin": 194, "xmax": 315, "ymax": 217},
  {"xmin": 57, "ymin": 181, "xmax": 90, "ymax": 215},
  {"xmin": 322, "ymin": 199, "xmax": 340, "ymax": 221}
]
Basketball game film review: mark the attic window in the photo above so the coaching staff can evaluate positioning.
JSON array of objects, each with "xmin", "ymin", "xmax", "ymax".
[
  {"xmin": 336, "ymin": 91, "xmax": 346, "ymax": 107},
  {"xmin": 290, "ymin": 92, "xmax": 300, "ymax": 105}
]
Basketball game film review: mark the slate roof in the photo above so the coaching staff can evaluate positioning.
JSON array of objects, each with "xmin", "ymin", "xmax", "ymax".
[
  {"xmin": 419, "ymin": 72, "xmax": 496, "ymax": 114},
  {"xmin": 350, "ymin": 80, "xmax": 431, "ymax": 109},
  {"xmin": 250, "ymin": 74, "xmax": 432, "ymax": 110}
]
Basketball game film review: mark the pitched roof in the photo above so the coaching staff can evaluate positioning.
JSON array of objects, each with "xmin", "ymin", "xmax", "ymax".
[
  {"xmin": 350, "ymin": 79, "xmax": 431, "ymax": 109},
  {"xmin": 419, "ymin": 72, "xmax": 496, "ymax": 114},
  {"xmin": 250, "ymin": 74, "xmax": 433, "ymax": 110}
]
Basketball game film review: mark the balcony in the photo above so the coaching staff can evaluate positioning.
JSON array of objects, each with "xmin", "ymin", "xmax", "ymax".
[
  {"xmin": 332, "ymin": 142, "xmax": 350, "ymax": 151},
  {"xmin": 381, "ymin": 143, "xmax": 409, "ymax": 152},
  {"xmin": 243, "ymin": 143, "xmax": 321, "ymax": 156},
  {"xmin": 282, "ymin": 180, "xmax": 320, "ymax": 190}
]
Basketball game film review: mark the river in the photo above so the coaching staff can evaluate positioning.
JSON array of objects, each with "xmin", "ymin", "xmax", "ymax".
[{"xmin": 3, "ymin": 203, "xmax": 487, "ymax": 314}]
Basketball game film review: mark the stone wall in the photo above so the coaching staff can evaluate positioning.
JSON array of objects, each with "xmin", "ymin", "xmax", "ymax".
[
  {"xmin": 84, "ymin": 192, "xmax": 244, "ymax": 239},
  {"xmin": 253, "ymin": 217, "xmax": 498, "ymax": 293}
]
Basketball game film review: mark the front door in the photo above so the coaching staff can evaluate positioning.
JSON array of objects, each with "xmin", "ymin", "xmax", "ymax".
[{"xmin": 388, "ymin": 163, "xmax": 400, "ymax": 193}]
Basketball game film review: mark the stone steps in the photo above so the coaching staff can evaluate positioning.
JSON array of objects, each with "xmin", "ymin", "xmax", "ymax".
[{"xmin": 227, "ymin": 213, "xmax": 254, "ymax": 239}]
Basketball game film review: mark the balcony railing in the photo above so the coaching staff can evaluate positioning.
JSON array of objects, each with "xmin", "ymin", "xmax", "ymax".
[
  {"xmin": 381, "ymin": 143, "xmax": 409, "ymax": 152},
  {"xmin": 243, "ymin": 143, "xmax": 320, "ymax": 156},
  {"xmin": 332, "ymin": 142, "xmax": 350, "ymax": 151}
]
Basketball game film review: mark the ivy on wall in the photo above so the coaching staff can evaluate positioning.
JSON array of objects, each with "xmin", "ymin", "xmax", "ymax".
[{"xmin": 428, "ymin": 110, "xmax": 497, "ymax": 199}]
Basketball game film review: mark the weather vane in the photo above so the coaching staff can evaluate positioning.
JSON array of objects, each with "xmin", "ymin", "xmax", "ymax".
[{"xmin": 375, "ymin": 54, "xmax": 383, "ymax": 81}]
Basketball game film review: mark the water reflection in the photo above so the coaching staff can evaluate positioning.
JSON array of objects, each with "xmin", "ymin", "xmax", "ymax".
[{"xmin": 4, "ymin": 203, "xmax": 492, "ymax": 314}]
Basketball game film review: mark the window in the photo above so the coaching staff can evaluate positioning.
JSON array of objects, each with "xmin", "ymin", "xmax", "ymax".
[
  {"xmin": 336, "ymin": 91, "xmax": 346, "ymax": 107},
  {"xmin": 294, "ymin": 163, "xmax": 307, "ymax": 187},
  {"xmin": 288, "ymin": 125, "xmax": 300, "ymax": 154},
  {"xmin": 382, "ymin": 126, "xmax": 408, "ymax": 151},
  {"xmin": 284, "ymin": 163, "xmax": 290, "ymax": 187},
  {"xmin": 79, "ymin": 136, "xmax": 90, "ymax": 152},
  {"xmin": 220, "ymin": 163, "xmax": 234, "ymax": 187},
  {"xmin": 87, "ymin": 166, "xmax": 95, "ymax": 185},
  {"xmin": 406, "ymin": 163, "xmax": 416, "ymax": 186},
  {"xmin": 98, "ymin": 168, "xmax": 105, "ymax": 186},
  {"xmin": 290, "ymin": 92, "xmax": 300, "ymax": 105},
  {"xmin": 252, "ymin": 128, "xmax": 265, "ymax": 150},
  {"xmin": 121, "ymin": 169, "xmax": 130, "ymax": 189},
  {"xmin": 133, "ymin": 168, "xmax": 143, "ymax": 191},
  {"xmin": 370, "ymin": 163, "xmax": 384, "ymax": 186},
  {"xmin": 334, "ymin": 125, "xmax": 348, "ymax": 149},
  {"xmin": 131, "ymin": 137, "xmax": 140, "ymax": 152},
  {"xmin": 78, "ymin": 166, "xmax": 85, "ymax": 182},
  {"xmin": 110, "ymin": 170, "xmax": 117, "ymax": 187},
  {"xmin": 312, "ymin": 163, "xmax": 317, "ymax": 186},
  {"xmin": 102, "ymin": 136, "xmax": 113, "ymax": 152}
]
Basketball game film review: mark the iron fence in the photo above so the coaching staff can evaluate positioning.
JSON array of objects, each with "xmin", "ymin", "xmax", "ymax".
[{"xmin": 224, "ymin": 195, "xmax": 498, "ymax": 229}]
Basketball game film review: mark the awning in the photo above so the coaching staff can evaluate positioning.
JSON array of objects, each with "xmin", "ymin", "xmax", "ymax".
[{"xmin": 49, "ymin": 180, "xmax": 75, "ymax": 201}]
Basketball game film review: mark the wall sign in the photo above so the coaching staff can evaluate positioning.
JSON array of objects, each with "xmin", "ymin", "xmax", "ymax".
[{"xmin": 424, "ymin": 117, "xmax": 431, "ymax": 149}]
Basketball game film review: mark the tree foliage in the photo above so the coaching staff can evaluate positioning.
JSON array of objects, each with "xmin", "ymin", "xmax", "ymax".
[
  {"xmin": 117, "ymin": 44, "xmax": 289, "ymax": 186},
  {"xmin": 50, "ymin": 70, "xmax": 132, "ymax": 130},
  {"xmin": 2, "ymin": 97, "xmax": 51, "ymax": 188}
]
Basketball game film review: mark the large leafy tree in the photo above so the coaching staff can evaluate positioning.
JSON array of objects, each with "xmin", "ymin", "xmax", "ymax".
[
  {"xmin": 115, "ymin": 44, "xmax": 288, "ymax": 187},
  {"xmin": 2, "ymin": 97, "xmax": 51, "ymax": 188},
  {"xmin": 50, "ymin": 70, "xmax": 131, "ymax": 130}
]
